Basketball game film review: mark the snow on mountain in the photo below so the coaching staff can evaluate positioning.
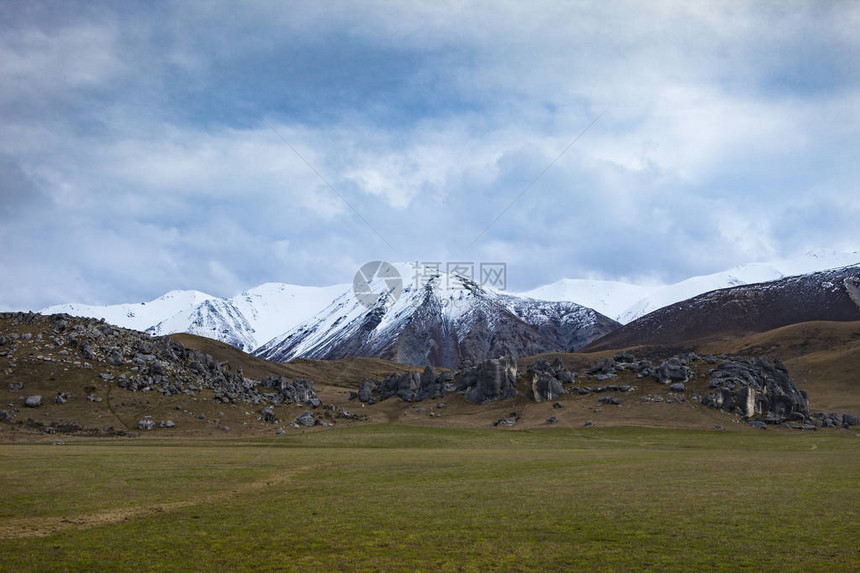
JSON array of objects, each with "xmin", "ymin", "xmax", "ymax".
[
  {"xmin": 254, "ymin": 263, "xmax": 619, "ymax": 368},
  {"xmin": 518, "ymin": 279, "xmax": 659, "ymax": 320},
  {"xmin": 40, "ymin": 283, "xmax": 348, "ymax": 352},
  {"xmin": 39, "ymin": 249, "xmax": 859, "ymax": 359},
  {"xmin": 145, "ymin": 298, "xmax": 258, "ymax": 352},
  {"xmin": 41, "ymin": 290, "xmax": 218, "ymax": 333},
  {"xmin": 229, "ymin": 282, "xmax": 347, "ymax": 347}
]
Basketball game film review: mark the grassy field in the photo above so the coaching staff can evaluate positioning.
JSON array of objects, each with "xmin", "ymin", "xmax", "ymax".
[{"xmin": 1, "ymin": 426, "xmax": 858, "ymax": 572}]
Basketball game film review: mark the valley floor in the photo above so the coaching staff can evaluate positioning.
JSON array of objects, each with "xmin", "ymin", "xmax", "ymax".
[{"xmin": 1, "ymin": 426, "xmax": 858, "ymax": 572}]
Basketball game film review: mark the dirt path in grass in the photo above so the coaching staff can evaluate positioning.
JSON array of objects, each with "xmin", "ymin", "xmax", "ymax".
[{"xmin": 0, "ymin": 463, "xmax": 323, "ymax": 540}]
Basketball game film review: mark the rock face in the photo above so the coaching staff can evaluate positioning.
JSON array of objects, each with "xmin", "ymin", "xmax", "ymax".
[
  {"xmin": 456, "ymin": 357, "xmax": 518, "ymax": 404},
  {"xmin": 374, "ymin": 366, "xmax": 454, "ymax": 403},
  {"xmin": 702, "ymin": 357, "xmax": 809, "ymax": 422}
]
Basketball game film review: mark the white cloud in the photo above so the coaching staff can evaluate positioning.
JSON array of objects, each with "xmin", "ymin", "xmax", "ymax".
[{"xmin": 0, "ymin": 0, "xmax": 857, "ymax": 309}]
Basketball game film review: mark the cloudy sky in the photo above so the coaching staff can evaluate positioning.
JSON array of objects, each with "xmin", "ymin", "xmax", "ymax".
[{"xmin": 1, "ymin": 0, "xmax": 858, "ymax": 310}]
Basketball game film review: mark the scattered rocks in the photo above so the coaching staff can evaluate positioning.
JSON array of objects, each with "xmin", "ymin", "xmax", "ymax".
[
  {"xmin": 24, "ymin": 395, "xmax": 42, "ymax": 408},
  {"xmin": 54, "ymin": 392, "xmax": 70, "ymax": 404},
  {"xmin": 137, "ymin": 418, "xmax": 156, "ymax": 431},
  {"xmin": 492, "ymin": 412, "xmax": 519, "ymax": 427},
  {"xmin": 584, "ymin": 420, "xmax": 594, "ymax": 427},
  {"xmin": 669, "ymin": 382, "xmax": 686, "ymax": 392},
  {"xmin": 546, "ymin": 415, "xmax": 558, "ymax": 424},
  {"xmin": 8, "ymin": 381, "xmax": 23, "ymax": 391},
  {"xmin": 159, "ymin": 420, "xmax": 176, "ymax": 428},
  {"xmin": 598, "ymin": 396, "xmax": 621, "ymax": 405}
]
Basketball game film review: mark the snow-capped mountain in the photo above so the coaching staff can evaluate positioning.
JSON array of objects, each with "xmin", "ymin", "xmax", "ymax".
[
  {"xmin": 41, "ymin": 290, "xmax": 218, "ymax": 333},
  {"xmin": 42, "ymin": 283, "xmax": 347, "ymax": 353},
  {"xmin": 144, "ymin": 283, "xmax": 347, "ymax": 352},
  {"xmin": 39, "ymin": 250, "xmax": 859, "ymax": 361},
  {"xmin": 518, "ymin": 250, "xmax": 860, "ymax": 324},
  {"xmin": 255, "ymin": 263, "xmax": 619, "ymax": 368}
]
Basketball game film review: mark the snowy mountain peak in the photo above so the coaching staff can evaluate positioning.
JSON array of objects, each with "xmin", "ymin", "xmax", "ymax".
[{"xmin": 254, "ymin": 264, "xmax": 618, "ymax": 368}]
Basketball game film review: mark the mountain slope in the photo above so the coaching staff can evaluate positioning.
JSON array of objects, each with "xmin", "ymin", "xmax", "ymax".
[
  {"xmin": 255, "ymin": 265, "xmax": 619, "ymax": 368},
  {"xmin": 584, "ymin": 265, "xmax": 860, "ymax": 351},
  {"xmin": 519, "ymin": 251, "xmax": 860, "ymax": 324}
]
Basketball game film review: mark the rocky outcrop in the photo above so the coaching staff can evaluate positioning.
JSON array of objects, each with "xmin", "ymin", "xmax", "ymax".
[
  {"xmin": 702, "ymin": 356, "xmax": 809, "ymax": 423},
  {"xmin": 526, "ymin": 359, "xmax": 571, "ymax": 402},
  {"xmin": 368, "ymin": 366, "xmax": 454, "ymax": 403},
  {"xmin": 0, "ymin": 312, "xmax": 324, "ymax": 417},
  {"xmin": 456, "ymin": 357, "xmax": 518, "ymax": 404}
]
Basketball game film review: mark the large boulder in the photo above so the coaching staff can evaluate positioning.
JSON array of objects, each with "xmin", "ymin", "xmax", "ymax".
[
  {"xmin": 357, "ymin": 380, "xmax": 376, "ymax": 403},
  {"xmin": 416, "ymin": 365, "xmax": 445, "ymax": 401},
  {"xmin": 651, "ymin": 358, "xmax": 692, "ymax": 385},
  {"xmin": 379, "ymin": 371, "xmax": 420, "ymax": 401},
  {"xmin": 531, "ymin": 372, "xmax": 564, "ymax": 402},
  {"xmin": 457, "ymin": 357, "xmax": 518, "ymax": 404},
  {"xmin": 24, "ymin": 395, "xmax": 42, "ymax": 408},
  {"xmin": 259, "ymin": 407, "xmax": 276, "ymax": 423},
  {"xmin": 527, "ymin": 359, "xmax": 568, "ymax": 401},
  {"xmin": 702, "ymin": 356, "xmax": 809, "ymax": 423}
]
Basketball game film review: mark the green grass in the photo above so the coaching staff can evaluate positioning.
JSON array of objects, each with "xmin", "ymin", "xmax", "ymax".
[{"xmin": 1, "ymin": 426, "xmax": 859, "ymax": 572}]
